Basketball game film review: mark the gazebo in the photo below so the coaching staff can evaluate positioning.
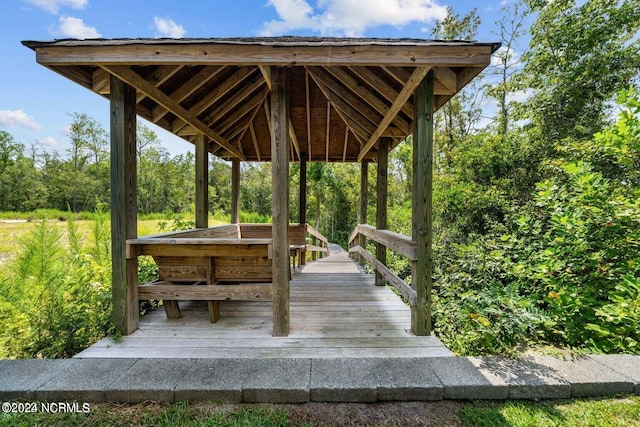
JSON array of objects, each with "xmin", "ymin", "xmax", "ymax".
[{"xmin": 23, "ymin": 37, "xmax": 500, "ymax": 339}]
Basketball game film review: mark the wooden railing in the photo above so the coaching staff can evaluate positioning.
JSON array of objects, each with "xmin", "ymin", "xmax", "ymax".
[
  {"xmin": 348, "ymin": 224, "xmax": 417, "ymax": 305},
  {"xmin": 305, "ymin": 224, "xmax": 329, "ymax": 260}
]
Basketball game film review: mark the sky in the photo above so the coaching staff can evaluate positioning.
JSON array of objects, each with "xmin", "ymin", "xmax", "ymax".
[{"xmin": 0, "ymin": 0, "xmax": 513, "ymax": 157}]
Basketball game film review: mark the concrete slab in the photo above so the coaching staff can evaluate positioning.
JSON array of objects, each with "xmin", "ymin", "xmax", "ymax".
[
  {"xmin": 0, "ymin": 360, "xmax": 75, "ymax": 400},
  {"xmin": 35, "ymin": 359, "xmax": 138, "ymax": 402},
  {"xmin": 106, "ymin": 359, "xmax": 196, "ymax": 403},
  {"xmin": 469, "ymin": 357, "xmax": 571, "ymax": 399},
  {"xmin": 310, "ymin": 359, "xmax": 378, "ymax": 402},
  {"xmin": 590, "ymin": 355, "xmax": 640, "ymax": 394},
  {"xmin": 429, "ymin": 357, "xmax": 508, "ymax": 400},
  {"xmin": 374, "ymin": 358, "xmax": 443, "ymax": 401},
  {"xmin": 174, "ymin": 359, "xmax": 243, "ymax": 403},
  {"xmin": 532, "ymin": 355, "xmax": 635, "ymax": 397},
  {"xmin": 241, "ymin": 358, "xmax": 310, "ymax": 403}
]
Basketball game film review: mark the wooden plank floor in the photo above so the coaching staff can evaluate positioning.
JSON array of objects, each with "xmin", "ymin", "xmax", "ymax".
[{"xmin": 76, "ymin": 245, "xmax": 452, "ymax": 358}]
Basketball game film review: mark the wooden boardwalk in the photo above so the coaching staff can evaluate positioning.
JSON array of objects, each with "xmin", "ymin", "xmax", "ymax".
[{"xmin": 76, "ymin": 246, "xmax": 452, "ymax": 358}]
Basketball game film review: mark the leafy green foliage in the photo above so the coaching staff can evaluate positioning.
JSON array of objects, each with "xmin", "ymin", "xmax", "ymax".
[{"xmin": 0, "ymin": 218, "xmax": 114, "ymax": 358}]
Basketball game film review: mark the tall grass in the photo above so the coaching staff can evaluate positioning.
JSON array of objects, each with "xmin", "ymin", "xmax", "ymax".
[{"xmin": 0, "ymin": 217, "xmax": 114, "ymax": 358}]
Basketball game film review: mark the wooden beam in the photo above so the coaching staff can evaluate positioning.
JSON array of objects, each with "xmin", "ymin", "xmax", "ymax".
[
  {"xmin": 195, "ymin": 134, "xmax": 208, "ymax": 228},
  {"xmin": 412, "ymin": 71, "xmax": 434, "ymax": 336},
  {"xmin": 231, "ymin": 158, "xmax": 240, "ymax": 223},
  {"xmin": 342, "ymin": 126, "xmax": 349, "ymax": 162},
  {"xmin": 259, "ymin": 65, "xmax": 272, "ymax": 89},
  {"xmin": 375, "ymin": 137, "xmax": 389, "ymax": 287},
  {"xmin": 110, "ymin": 75, "xmax": 138, "ymax": 335},
  {"xmin": 358, "ymin": 67, "xmax": 430, "ymax": 162},
  {"xmin": 35, "ymin": 43, "xmax": 495, "ymax": 67},
  {"xmin": 249, "ymin": 122, "xmax": 261, "ymax": 161},
  {"xmin": 139, "ymin": 282, "xmax": 272, "ymax": 301},
  {"xmin": 103, "ymin": 65, "xmax": 245, "ymax": 160},
  {"xmin": 271, "ymin": 67, "xmax": 290, "ymax": 337}
]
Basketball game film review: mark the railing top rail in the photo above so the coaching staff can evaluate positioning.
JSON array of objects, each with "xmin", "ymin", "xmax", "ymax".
[
  {"xmin": 306, "ymin": 223, "xmax": 329, "ymax": 245},
  {"xmin": 349, "ymin": 224, "xmax": 416, "ymax": 261}
]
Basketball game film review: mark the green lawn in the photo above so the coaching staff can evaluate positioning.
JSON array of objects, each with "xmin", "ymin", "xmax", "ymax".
[{"xmin": 1, "ymin": 396, "xmax": 639, "ymax": 427}]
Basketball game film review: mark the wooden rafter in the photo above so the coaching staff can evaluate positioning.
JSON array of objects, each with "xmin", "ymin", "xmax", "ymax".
[
  {"xmin": 103, "ymin": 65, "xmax": 245, "ymax": 160},
  {"xmin": 310, "ymin": 67, "xmax": 382, "ymax": 129},
  {"xmin": 217, "ymin": 87, "xmax": 269, "ymax": 137},
  {"xmin": 232, "ymin": 99, "xmax": 268, "ymax": 155},
  {"xmin": 349, "ymin": 66, "xmax": 414, "ymax": 119},
  {"xmin": 249, "ymin": 122, "xmax": 261, "ymax": 161},
  {"xmin": 152, "ymin": 65, "xmax": 224, "ymax": 123},
  {"xmin": 324, "ymin": 66, "xmax": 410, "ymax": 134},
  {"xmin": 306, "ymin": 67, "xmax": 376, "ymax": 140},
  {"xmin": 358, "ymin": 66, "xmax": 431, "ymax": 162},
  {"xmin": 172, "ymin": 67, "xmax": 256, "ymax": 133},
  {"xmin": 342, "ymin": 127, "xmax": 349, "ymax": 162},
  {"xmin": 136, "ymin": 65, "xmax": 182, "ymax": 104},
  {"xmin": 205, "ymin": 75, "xmax": 266, "ymax": 127},
  {"xmin": 325, "ymin": 101, "xmax": 330, "ymax": 162}
]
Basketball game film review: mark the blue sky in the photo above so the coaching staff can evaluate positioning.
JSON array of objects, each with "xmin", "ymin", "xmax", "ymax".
[{"xmin": 0, "ymin": 0, "xmax": 510, "ymax": 156}]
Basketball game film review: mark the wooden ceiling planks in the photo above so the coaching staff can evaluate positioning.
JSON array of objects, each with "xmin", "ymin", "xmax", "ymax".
[{"xmin": 23, "ymin": 37, "xmax": 499, "ymax": 163}]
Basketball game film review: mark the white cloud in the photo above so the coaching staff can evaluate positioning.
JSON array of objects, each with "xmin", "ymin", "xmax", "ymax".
[
  {"xmin": 154, "ymin": 17, "xmax": 187, "ymax": 38},
  {"xmin": 38, "ymin": 136, "xmax": 58, "ymax": 147},
  {"xmin": 0, "ymin": 109, "xmax": 42, "ymax": 131},
  {"xmin": 23, "ymin": 0, "xmax": 87, "ymax": 14},
  {"xmin": 491, "ymin": 46, "xmax": 521, "ymax": 68},
  {"xmin": 261, "ymin": 0, "xmax": 448, "ymax": 37},
  {"xmin": 56, "ymin": 16, "xmax": 101, "ymax": 38}
]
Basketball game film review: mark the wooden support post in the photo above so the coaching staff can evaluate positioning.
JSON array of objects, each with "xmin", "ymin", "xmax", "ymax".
[
  {"xmin": 196, "ymin": 135, "xmax": 220, "ymax": 320},
  {"xmin": 231, "ymin": 158, "xmax": 240, "ymax": 223},
  {"xmin": 375, "ymin": 138, "xmax": 389, "ymax": 286},
  {"xmin": 271, "ymin": 67, "xmax": 290, "ymax": 337},
  {"xmin": 195, "ymin": 134, "xmax": 209, "ymax": 229},
  {"xmin": 299, "ymin": 155, "xmax": 307, "ymax": 265},
  {"xmin": 358, "ymin": 160, "xmax": 369, "ymax": 264},
  {"xmin": 411, "ymin": 71, "xmax": 434, "ymax": 336},
  {"xmin": 299, "ymin": 155, "xmax": 307, "ymax": 225},
  {"xmin": 110, "ymin": 75, "xmax": 139, "ymax": 335}
]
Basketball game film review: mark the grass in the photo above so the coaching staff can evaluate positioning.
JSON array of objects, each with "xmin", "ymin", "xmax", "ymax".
[
  {"xmin": 460, "ymin": 396, "xmax": 640, "ymax": 427},
  {"xmin": 0, "ymin": 214, "xmax": 228, "ymax": 262},
  {"xmin": 1, "ymin": 396, "xmax": 639, "ymax": 427}
]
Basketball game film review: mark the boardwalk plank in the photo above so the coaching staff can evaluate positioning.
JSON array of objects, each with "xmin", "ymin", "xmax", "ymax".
[{"xmin": 76, "ymin": 247, "xmax": 452, "ymax": 358}]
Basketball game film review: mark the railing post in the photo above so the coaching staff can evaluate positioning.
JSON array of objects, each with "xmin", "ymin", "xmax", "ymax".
[
  {"xmin": 375, "ymin": 138, "xmax": 389, "ymax": 286},
  {"xmin": 411, "ymin": 71, "xmax": 434, "ymax": 336},
  {"xmin": 231, "ymin": 158, "xmax": 240, "ymax": 224}
]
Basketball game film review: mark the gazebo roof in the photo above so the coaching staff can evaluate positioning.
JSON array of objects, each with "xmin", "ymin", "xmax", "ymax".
[{"xmin": 23, "ymin": 37, "xmax": 500, "ymax": 162}]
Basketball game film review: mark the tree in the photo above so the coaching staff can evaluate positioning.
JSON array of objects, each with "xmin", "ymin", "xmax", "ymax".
[
  {"xmin": 431, "ymin": 7, "xmax": 483, "ymax": 167},
  {"xmin": 485, "ymin": 1, "xmax": 530, "ymax": 137},
  {"xmin": 519, "ymin": 0, "xmax": 640, "ymax": 144}
]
